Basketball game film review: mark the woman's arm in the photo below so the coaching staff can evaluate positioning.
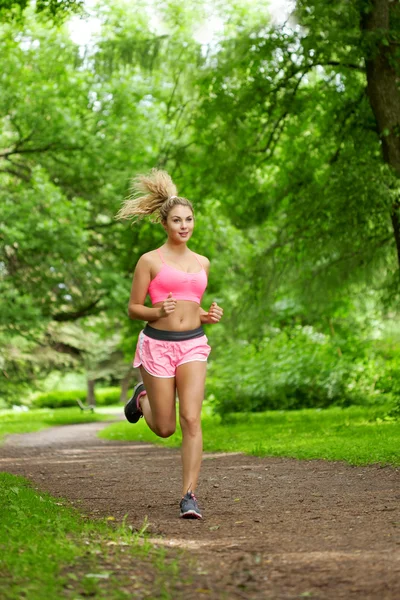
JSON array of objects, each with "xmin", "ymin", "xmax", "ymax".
[
  {"xmin": 198, "ymin": 256, "xmax": 223, "ymax": 324},
  {"xmin": 128, "ymin": 254, "xmax": 177, "ymax": 321},
  {"xmin": 128, "ymin": 255, "xmax": 161, "ymax": 321},
  {"xmin": 199, "ymin": 306, "xmax": 209, "ymax": 323},
  {"xmin": 200, "ymin": 303, "xmax": 224, "ymax": 324}
]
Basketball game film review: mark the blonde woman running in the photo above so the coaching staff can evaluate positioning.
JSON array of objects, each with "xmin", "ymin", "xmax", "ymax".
[{"xmin": 117, "ymin": 169, "xmax": 223, "ymax": 519}]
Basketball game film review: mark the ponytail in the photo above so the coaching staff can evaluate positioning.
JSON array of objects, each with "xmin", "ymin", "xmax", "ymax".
[{"xmin": 116, "ymin": 168, "xmax": 193, "ymax": 222}]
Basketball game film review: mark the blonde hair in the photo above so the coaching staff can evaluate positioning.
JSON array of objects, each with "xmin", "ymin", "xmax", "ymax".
[{"xmin": 116, "ymin": 168, "xmax": 193, "ymax": 223}]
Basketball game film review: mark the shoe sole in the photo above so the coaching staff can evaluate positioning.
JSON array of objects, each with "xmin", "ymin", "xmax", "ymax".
[
  {"xmin": 180, "ymin": 510, "xmax": 202, "ymax": 519},
  {"xmin": 124, "ymin": 383, "xmax": 144, "ymax": 423},
  {"xmin": 124, "ymin": 404, "xmax": 142, "ymax": 423}
]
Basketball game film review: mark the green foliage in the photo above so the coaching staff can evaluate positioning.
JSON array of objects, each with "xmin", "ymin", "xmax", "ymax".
[
  {"xmin": 96, "ymin": 387, "xmax": 121, "ymax": 406},
  {"xmin": 1, "ymin": 172, "xmax": 91, "ymax": 330},
  {"xmin": 182, "ymin": 0, "xmax": 400, "ymax": 315},
  {"xmin": 374, "ymin": 341, "xmax": 400, "ymax": 397},
  {"xmin": 2, "ymin": 0, "xmax": 400, "ymax": 414},
  {"xmin": 0, "ymin": 0, "xmax": 83, "ymax": 23},
  {"xmin": 32, "ymin": 386, "xmax": 122, "ymax": 408},
  {"xmin": 0, "ymin": 6, "xmax": 168, "ymax": 337},
  {"xmin": 207, "ymin": 327, "xmax": 365, "ymax": 414},
  {"xmin": 204, "ymin": 289, "xmax": 400, "ymax": 415},
  {"xmin": 0, "ymin": 330, "xmax": 79, "ymax": 406},
  {"xmin": 32, "ymin": 389, "xmax": 87, "ymax": 408}
]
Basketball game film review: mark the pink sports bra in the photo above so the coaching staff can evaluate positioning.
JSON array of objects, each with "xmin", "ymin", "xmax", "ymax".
[{"xmin": 148, "ymin": 249, "xmax": 208, "ymax": 305}]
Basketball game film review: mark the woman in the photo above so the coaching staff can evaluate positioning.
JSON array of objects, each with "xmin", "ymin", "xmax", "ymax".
[{"xmin": 117, "ymin": 169, "xmax": 223, "ymax": 519}]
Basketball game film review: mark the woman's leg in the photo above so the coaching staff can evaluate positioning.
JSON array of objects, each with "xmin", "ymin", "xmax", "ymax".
[
  {"xmin": 139, "ymin": 367, "xmax": 176, "ymax": 438},
  {"xmin": 175, "ymin": 361, "xmax": 207, "ymax": 496}
]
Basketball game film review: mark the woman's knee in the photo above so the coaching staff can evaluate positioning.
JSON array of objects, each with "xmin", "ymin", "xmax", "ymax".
[
  {"xmin": 180, "ymin": 413, "xmax": 201, "ymax": 436},
  {"xmin": 154, "ymin": 421, "xmax": 176, "ymax": 438}
]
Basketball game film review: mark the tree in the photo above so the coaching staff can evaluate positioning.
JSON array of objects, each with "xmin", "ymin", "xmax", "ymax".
[
  {"xmin": 179, "ymin": 0, "xmax": 400, "ymax": 322},
  {"xmin": 359, "ymin": 0, "xmax": 400, "ymax": 265},
  {"xmin": 3, "ymin": 0, "xmax": 398, "ymax": 412},
  {"xmin": 0, "ymin": 9, "xmax": 164, "ymax": 335},
  {"xmin": 0, "ymin": 1, "xmax": 238, "ymax": 399},
  {"xmin": 0, "ymin": 0, "xmax": 83, "ymax": 22}
]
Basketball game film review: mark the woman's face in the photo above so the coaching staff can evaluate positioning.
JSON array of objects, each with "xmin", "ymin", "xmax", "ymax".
[{"xmin": 164, "ymin": 205, "xmax": 194, "ymax": 243}]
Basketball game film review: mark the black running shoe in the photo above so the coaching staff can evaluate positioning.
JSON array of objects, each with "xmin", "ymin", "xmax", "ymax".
[
  {"xmin": 124, "ymin": 382, "xmax": 145, "ymax": 423},
  {"xmin": 180, "ymin": 492, "xmax": 202, "ymax": 519}
]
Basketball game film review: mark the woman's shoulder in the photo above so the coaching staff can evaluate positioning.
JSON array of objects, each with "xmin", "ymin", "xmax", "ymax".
[
  {"xmin": 136, "ymin": 250, "xmax": 160, "ymax": 268},
  {"xmin": 192, "ymin": 251, "xmax": 210, "ymax": 270}
]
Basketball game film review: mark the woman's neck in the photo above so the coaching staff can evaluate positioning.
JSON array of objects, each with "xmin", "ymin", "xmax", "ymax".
[{"xmin": 164, "ymin": 241, "xmax": 190, "ymax": 255}]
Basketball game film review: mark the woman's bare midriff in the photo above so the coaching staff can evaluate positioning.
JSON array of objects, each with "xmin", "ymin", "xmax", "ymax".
[{"xmin": 150, "ymin": 300, "xmax": 201, "ymax": 331}]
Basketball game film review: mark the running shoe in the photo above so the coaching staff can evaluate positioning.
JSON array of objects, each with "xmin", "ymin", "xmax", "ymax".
[
  {"xmin": 180, "ymin": 492, "xmax": 203, "ymax": 519},
  {"xmin": 124, "ymin": 382, "xmax": 145, "ymax": 423}
]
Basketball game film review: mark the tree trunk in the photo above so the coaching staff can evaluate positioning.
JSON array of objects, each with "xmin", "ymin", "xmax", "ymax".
[
  {"xmin": 87, "ymin": 379, "xmax": 96, "ymax": 407},
  {"xmin": 120, "ymin": 367, "xmax": 136, "ymax": 404},
  {"xmin": 361, "ymin": 0, "xmax": 400, "ymax": 267}
]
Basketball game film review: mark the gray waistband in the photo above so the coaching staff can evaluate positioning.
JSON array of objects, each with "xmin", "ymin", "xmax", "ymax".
[{"xmin": 143, "ymin": 324, "xmax": 204, "ymax": 341}]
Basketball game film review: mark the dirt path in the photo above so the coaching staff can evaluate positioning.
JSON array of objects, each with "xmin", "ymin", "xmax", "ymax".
[{"xmin": 1, "ymin": 421, "xmax": 399, "ymax": 599}]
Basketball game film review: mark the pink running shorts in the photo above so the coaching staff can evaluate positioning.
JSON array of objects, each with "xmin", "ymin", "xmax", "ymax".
[{"xmin": 133, "ymin": 330, "xmax": 211, "ymax": 378}]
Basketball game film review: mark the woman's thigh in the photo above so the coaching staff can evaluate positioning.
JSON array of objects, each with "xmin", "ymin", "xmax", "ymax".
[
  {"xmin": 176, "ymin": 361, "xmax": 207, "ymax": 422},
  {"xmin": 140, "ymin": 367, "xmax": 176, "ymax": 427}
]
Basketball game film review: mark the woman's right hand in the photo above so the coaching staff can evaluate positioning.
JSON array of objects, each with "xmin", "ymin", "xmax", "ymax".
[{"xmin": 158, "ymin": 292, "xmax": 177, "ymax": 318}]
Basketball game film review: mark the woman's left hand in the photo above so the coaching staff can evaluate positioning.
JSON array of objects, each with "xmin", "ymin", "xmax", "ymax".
[{"xmin": 204, "ymin": 302, "xmax": 223, "ymax": 324}]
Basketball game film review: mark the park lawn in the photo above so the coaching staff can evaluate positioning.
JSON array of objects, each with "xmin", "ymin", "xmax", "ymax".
[
  {"xmin": 99, "ymin": 405, "xmax": 400, "ymax": 466},
  {"xmin": 0, "ymin": 473, "xmax": 183, "ymax": 600},
  {"xmin": 0, "ymin": 408, "xmax": 112, "ymax": 443}
]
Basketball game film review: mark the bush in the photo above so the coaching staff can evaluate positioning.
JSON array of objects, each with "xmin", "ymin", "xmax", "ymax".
[
  {"xmin": 207, "ymin": 325, "xmax": 383, "ymax": 416},
  {"xmin": 32, "ymin": 390, "xmax": 87, "ymax": 409},
  {"xmin": 32, "ymin": 386, "xmax": 123, "ymax": 409},
  {"xmin": 96, "ymin": 387, "xmax": 121, "ymax": 406}
]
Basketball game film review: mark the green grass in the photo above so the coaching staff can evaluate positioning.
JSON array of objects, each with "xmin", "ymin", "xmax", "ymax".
[
  {"xmin": 99, "ymin": 405, "xmax": 400, "ymax": 466},
  {"xmin": 0, "ymin": 473, "xmax": 184, "ymax": 600},
  {"xmin": 0, "ymin": 407, "xmax": 114, "ymax": 443}
]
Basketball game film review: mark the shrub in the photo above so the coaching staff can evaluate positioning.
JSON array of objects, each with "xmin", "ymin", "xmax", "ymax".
[
  {"xmin": 32, "ymin": 390, "xmax": 87, "ymax": 409},
  {"xmin": 207, "ymin": 325, "xmax": 382, "ymax": 416},
  {"xmin": 96, "ymin": 387, "xmax": 121, "ymax": 406},
  {"xmin": 32, "ymin": 387, "xmax": 123, "ymax": 408}
]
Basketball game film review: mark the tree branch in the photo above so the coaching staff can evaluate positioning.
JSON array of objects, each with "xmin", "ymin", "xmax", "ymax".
[
  {"xmin": 0, "ymin": 167, "xmax": 30, "ymax": 182},
  {"xmin": 328, "ymin": 92, "xmax": 366, "ymax": 165},
  {"xmin": 52, "ymin": 297, "xmax": 104, "ymax": 322},
  {"xmin": 84, "ymin": 222, "xmax": 118, "ymax": 230},
  {"xmin": 310, "ymin": 236, "xmax": 392, "ymax": 278},
  {"xmin": 0, "ymin": 143, "xmax": 83, "ymax": 159},
  {"xmin": 48, "ymin": 341, "xmax": 82, "ymax": 357},
  {"xmin": 255, "ymin": 71, "xmax": 306, "ymax": 161},
  {"xmin": 320, "ymin": 60, "xmax": 365, "ymax": 71}
]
